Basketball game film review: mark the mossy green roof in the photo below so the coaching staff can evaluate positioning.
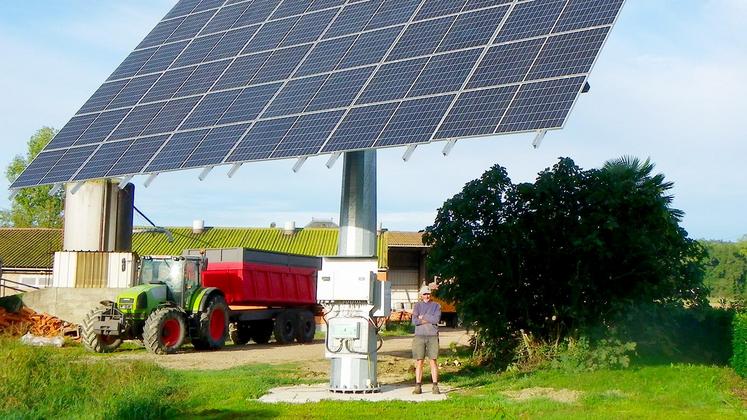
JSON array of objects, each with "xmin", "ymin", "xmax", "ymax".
[
  {"xmin": 0, "ymin": 228, "xmax": 62, "ymax": 268},
  {"xmin": 0, "ymin": 227, "xmax": 396, "ymax": 269}
]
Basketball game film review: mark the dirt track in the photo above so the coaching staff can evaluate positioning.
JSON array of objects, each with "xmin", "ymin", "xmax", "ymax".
[{"xmin": 113, "ymin": 328, "xmax": 471, "ymax": 381}]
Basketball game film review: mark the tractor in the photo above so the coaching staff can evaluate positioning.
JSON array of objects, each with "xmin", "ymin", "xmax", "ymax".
[{"xmin": 81, "ymin": 255, "xmax": 228, "ymax": 354}]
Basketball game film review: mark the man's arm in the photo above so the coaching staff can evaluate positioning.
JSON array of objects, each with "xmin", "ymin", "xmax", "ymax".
[
  {"xmin": 411, "ymin": 303, "xmax": 420, "ymax": 326},
  {"xmin": 422, "ymin": 304, "xmax": 441, "ymax": 325}
]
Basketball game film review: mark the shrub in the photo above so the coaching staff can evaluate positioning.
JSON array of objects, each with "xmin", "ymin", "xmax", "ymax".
[{"xmin": 731, "ymin": 313, "xmax": 747, "ymax": 377}]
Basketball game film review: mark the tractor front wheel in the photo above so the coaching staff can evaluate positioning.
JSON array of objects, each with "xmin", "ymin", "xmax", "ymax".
[
  {"xmin": 81, "ymin": 307, "xmax": 122, "ymax": 353},
  {"xmin": 192, "ymin": 295, "xmax": 229, "ymax": 350},
  {"xmin": 143, "ymin": 307, "xmax": 186, "ymax": 354}
]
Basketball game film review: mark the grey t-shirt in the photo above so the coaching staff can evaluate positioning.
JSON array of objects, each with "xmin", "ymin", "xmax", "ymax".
[{"xmin": 412, "ymin": 300, "xmax": 441, "ymax": 336}]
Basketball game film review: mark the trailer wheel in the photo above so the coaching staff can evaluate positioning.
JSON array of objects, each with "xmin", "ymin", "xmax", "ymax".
[
  {"xmin": 143, "ymin": 307, "xmax": 186, "ymax": 355},
  {"xmin": 295, "ymin": 310, "xmax": 316, "ymax": 343},
  {"xmin": 229, "ymin": 322, "xmax": 251, "ymax": 345},
  {"xmin": 274, "ymin": 311, "xmax": 296, "ymax": 344},
  {"xmin": 81, "ymin": 307, "xmax": 122, "ymax": 353},
  {"xmin": 251, "ymin": 320, "xmax": 273, "ymax": 344},
  {"xmin": 193, "ymin": 295, "xmax": 229, "ymax": 350}
]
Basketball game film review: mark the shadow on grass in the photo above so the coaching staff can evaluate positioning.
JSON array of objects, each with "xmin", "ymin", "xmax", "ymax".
[{"xmin": 185, "ymin": 408, "xmax": 279, "ymax": 419}]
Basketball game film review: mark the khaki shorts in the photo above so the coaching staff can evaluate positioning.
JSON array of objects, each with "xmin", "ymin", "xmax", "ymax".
[{"xmin": 412, "ymin": 335, "xmax": 439, "ymax": 360}]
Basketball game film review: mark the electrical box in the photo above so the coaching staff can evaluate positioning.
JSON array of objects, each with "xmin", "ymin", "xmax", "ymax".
[
  {"xmin": 317, "ymin": 257, "xmax": 378, "ymax": 302},
  {"xmin": 330, "ymin": 322, "xmax": 360, "ymax": 340},
  {"xmin": 371, "ymin": 280, "xmax": 391, "ymax": 318}
]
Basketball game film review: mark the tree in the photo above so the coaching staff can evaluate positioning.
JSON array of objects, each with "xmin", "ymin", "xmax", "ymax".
[
  {"xmin": 0, "ymin": 127, "xmax": 63, "ymax": 227},
  {"xmin": 424, "ymin": 157, "xmax": 706, "ymax": 357}
]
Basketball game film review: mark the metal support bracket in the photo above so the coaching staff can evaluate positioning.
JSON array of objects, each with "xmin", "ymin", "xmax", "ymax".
[
  {"xmin": 69, "ymin": 181, "xmax": 85, "ymax": 195},
  {"xmin": 326, "ymin": 152, "xmax": 342, "ymax": 169},
  {"xmin": 144, "ymin": 173, "xmax": 158, "ymax": 188},
  {"xmin": 532, "ymin": 130, "xmax": 547, "ymax": 149},
  {"xmin": 402, "ymin": 144, "xmax": 417, "ymax": 162},
  {"xmin": 198, "ymin": 166, "xmax": 214, "ymax": 181},
  {"xmin": 48, "ymin": 183, "xmax": 63, "ymax": 196},
  {"xmin": 117, "ymin": 175, "xmax": 134, "ymax": 190},
  {"xmin": 8, "ymin": 189, "xmax": 18, "ymax": 200},
  {"xmin": 292, "ymin": 157, "xmax": 308, "ymax": 173},
  {"xmin": 227, "ymin": 163, "xmax": 242, "ymax": 178},
  {"xmin": 442, "ymin": 139, "xmax": 457, "ymax": 156}
]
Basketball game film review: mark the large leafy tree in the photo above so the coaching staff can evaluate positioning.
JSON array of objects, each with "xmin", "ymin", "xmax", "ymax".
[
  {"xmin": 424, "ymin": 157, "xmax": 706, "ymax": 351},
  {"xmin": 1, "ymin": 127, "xmax": 63, "ymax": 227}
]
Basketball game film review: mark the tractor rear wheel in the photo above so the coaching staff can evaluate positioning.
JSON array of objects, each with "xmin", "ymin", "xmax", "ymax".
[
  {"xmin": 229, "ymin": 322, "xmax": 251, "ymax": 345},
  {"xmin": 273, "ymin": 310, "xmax": 296, "ymax": 344},
  {"xmin": 295, "ymin": 310, "xmax": 316, "ymax": 343},
  {"xmin": 251, "ymin": 320, "xmax": 273, "ymax": 344},
  {"xmin": 143, "ymin": 307, "xmax": 186, "ymax": 355},
  {"xmin": 192, "ymin": 295, "xmax": 229, "ymax": 350},
  {"xmin": 81, "ymin": 307, "xmax": 122, "ymax": 353}
]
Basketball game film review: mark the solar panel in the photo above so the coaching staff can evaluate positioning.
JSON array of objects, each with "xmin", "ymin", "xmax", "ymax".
[{"xmin": 12, "ymin": 0, "xmax": 626, "ymax": 189}]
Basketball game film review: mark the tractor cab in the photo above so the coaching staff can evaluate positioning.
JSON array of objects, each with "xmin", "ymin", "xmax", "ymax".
[{"xmin": 138, "ymin": 256, "xmax": 205, "ymax": 307}]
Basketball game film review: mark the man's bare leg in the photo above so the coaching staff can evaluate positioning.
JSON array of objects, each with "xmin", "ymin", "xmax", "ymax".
[{"xmin": 429, "ymin": 359, "xmax": 438, "ymax": 383}]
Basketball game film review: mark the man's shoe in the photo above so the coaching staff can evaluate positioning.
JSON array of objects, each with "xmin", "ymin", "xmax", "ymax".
[
  {"xmin": 432, "ymin": 383, "xmax": 440, "ymax": 394},
  {"xmin": 412, "ymin": 383, "xmax": 422, "ymax": 394}
]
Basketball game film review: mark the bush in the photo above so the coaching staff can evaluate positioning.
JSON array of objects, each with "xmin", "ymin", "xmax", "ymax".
[
  {"xmin": 507, "ymin": 332, "xmax": 636, "ymax": 373},
  {"xmin": 425, "ymin": 158, "xmax": 707, "ymax": 362},
  {"xmin": 731, "ymin": 313, "xmax": 747, "ymax": 377}
]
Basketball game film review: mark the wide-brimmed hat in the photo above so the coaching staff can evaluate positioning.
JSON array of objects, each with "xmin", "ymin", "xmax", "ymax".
[{"xmin": 419, "ymin": 285, "xmax": 431, "ymax": 295}]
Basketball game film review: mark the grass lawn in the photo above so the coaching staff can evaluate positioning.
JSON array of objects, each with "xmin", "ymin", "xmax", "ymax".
[{"xmin": 1, "ymin": 338, "xmax": 745, "ymax": 419}]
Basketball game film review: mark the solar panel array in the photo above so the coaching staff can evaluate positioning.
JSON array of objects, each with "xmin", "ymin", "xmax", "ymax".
[{"xmin": 12, "ymin": 0, "xmax": 625, "ymax": 189}]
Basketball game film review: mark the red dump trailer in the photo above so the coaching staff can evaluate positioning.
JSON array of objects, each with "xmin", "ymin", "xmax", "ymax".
[{"xmin": 184, "ymin": 248, "xmax": 322, "ymax": 346}]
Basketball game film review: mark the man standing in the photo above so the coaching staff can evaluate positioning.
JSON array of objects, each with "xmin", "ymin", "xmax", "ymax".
[{"xmin": 411, "ymin": 285, "xmax": 441, "ymax": 394}]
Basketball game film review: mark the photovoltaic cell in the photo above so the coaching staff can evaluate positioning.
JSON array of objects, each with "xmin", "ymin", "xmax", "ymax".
[
  {"xmin": 554, "ymin": 0, "xmax": 624, "ymax": 33},
  {"xmin": 435, "ymin": 85, "xmax": 519, "ymax": 139},
  {"xmin": 376, "ymin": 95, "xmax": 455, "ymax": 147},
  {"xmin": 496, "ymin": 76, "xmax": 586, "ymax": 133},
  {"xmin": 180, "ymin": 90, "xmax": 242, "ymax": 130},
  {"xmin": 324, "ymin": 0, "xmax": 381, "ymax": 39},
  {"xmin": 306, "ymin": 67, "xmax": 373, "ymax": 112},
  {"xmin": 146, "ymin": 129, "xmax": 209, "ymax": 172},
  {"xmin": 357, "ymin": 57, "xmax": 428, "ymax": 104},
  {"xmin": 526, "ymin": 27, "xmax": 609, "ymax": 80},
  {"xmin": 295, "ymin": 35, "xmax": 355, "ymax": 76},
  {"xmin": 109, "ymin": 102, "xmax": 166, "ymax": 140},
  {"xmin": 12, "ymin": 0, "xmax": 626, "ymax": 188},
  {"xmin": 107, "ymin": 135, "xmax": 170, "ymax": 176},
  {"xmin": 323, "ymin": 102, "xmax": 399, "ymax": 152},
  {"xmin": 467, "ymin": 38, "xmax": 544, "ymax": 88},
  {"xmin": 265, "ymin": 75, "xmax": 328, "ymax": 117},
  {"xmin": 75, "ymin": 108, "xmax": 131, "ymax": 145},
  {"xmin": 183, "ymin": 123, "xmax": 250, "ymax": 167},
  {"xmin": 227, "ymin": 116, "xmax": 297, "ymax": 161},
  {"xmin": 46, "ymin": 115, "xmax": 98, "ymax": 149},
  {"xmin": 437, "ymin": 6, "xmax": 508, "ymax": 52},
  {"xmin": 10, "ymin": 150, "xmax": 66, "ymax": 188},
  {"xmin": 388, "ymin": 16, "xmax": 454, "ymax": 61},
  {"xmin": 41, "ymin": 145, "xmax": 99, "ymax": 184},
  {"xmin": 218, "ymin": 82, "xmax": 282, "ymax": 124},
  {"xmin": 408, "ymin": 48, "xmax": 481, "ymax": 97},
  {"xmin": 73, "ymin": 140, "xmax": 134, "ymax": 181},
  {"xmin": 495, "ymin": 0, "xmax": 566, "ymax": 43},
  {"xmin": 271, "ymin": 110, "xmax": 344, "ymax": 158}
]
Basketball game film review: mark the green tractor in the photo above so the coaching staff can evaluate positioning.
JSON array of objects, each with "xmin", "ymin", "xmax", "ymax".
[{"xmin": 81, "ymin": 255, "xmax": 228, "ymax": 354}]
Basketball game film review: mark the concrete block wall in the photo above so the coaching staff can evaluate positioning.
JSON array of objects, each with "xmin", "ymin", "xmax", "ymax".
[{"xmin": 20, "ymin": 287, "xmax": 125, "ymax": 325}]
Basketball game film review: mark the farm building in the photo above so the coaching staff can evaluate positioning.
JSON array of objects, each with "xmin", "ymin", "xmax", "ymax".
[{"xmin": 0, "ymin": 226, "xmax": 430, "ymax": 310}]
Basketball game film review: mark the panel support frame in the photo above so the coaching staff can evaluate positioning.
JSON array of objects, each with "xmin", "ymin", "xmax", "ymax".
[
  {"xmin": 326, "ymin": 152, "xmax": 342, "ymax": 169},
  {"xmin": 198, "ymin": 166, "xmax": 214, "ymax": 181},
  {"xmin": 49, "ymin": 183, "xmax": 63, "ymax": 196},
  {"xmin": 227, "ymin": 163, "xmax": 242, "ymax": 178},
  {"xmin": 442, "ymin": 139, "xmax": 457, "ymax": 156},
  {"xmin": 292, "ymin": 157, "xmax": 308, "ymax": 173},
  {"xmin": 402, "ymin": 144, "xmax": 418, "ymax": 162},
  {"xmin": 144, "ymin": 173, "xmax": 158, "ymax": 188},
  {"xmin": 117, "ymin": 175, "xmax": 134, "ymax": 190},
  {"xmin": 532, "ymin": 130, "xmax": 548, "ymax": 149}
]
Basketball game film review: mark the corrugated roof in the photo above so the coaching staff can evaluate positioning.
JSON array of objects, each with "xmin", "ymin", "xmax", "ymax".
[
  {"xmin": 0, "ymin": 228, "xmax": 62, "ymax": 268},
  {"xmin": 0, "ymin": 227, "xmax": 411, "ymax": 269},
  {"xmin": 385, "ymin": 231, "xmax": 426, "ymax": 248}
]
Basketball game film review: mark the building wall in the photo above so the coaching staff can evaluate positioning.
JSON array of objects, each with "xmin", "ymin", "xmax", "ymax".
[{"xmin": 0, "ymin": 269, "xmax": 53, "ymax": 297}]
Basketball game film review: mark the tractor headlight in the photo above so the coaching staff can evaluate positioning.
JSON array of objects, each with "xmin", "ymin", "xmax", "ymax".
[{"xmin": 136, "ymin": 293, "xmax": 147, "ymax": 309}]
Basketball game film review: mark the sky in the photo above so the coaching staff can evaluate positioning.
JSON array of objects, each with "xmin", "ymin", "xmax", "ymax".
[{"xmin": 0, "ymin": 1, "xmax": 745, "ymax": 240}]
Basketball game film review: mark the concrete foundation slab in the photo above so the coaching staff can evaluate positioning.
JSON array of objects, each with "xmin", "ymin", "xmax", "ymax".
[{"xmin": 259, "ymin": 383, "xmax": 449, "ymax": 404}]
